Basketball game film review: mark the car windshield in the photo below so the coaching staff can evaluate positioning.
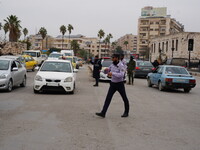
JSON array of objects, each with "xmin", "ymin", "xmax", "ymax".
[
  {"xmin": 137, "ymin": 61, "xmax": 153, "ymax": 66},
  {"xmin": 64, "ymin": 53, "xmax": 72, "ymax": 56},
  {"xmin": 22, "ymin": 52, "xmax": 37, "ymax": 57},
  {"xmin": 49, "ymin": 53, "xmax": 62, "ymax": 58},
  {"xmin": 40, "ymin": 62, "xmax": 72, "ymax": 72},
  {"xmin": 25, "ymin": 56, "xmax": 34, "ymax": 61},
  {"xmin": 165, "ymin": 67, "xmax": 189, "ymax": 75},
  {"xmin": 102, "ymin": 61, "xmax": 112, "ymax": 67},
  {"xmin": 0, "ymin": 60, "xmax": 10, "ymax": 70}
]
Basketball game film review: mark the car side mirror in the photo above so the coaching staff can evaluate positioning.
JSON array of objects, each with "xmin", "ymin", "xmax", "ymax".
[{"xmin": 12, "ymin": 67, "xmax": 18, "ymax": 71}]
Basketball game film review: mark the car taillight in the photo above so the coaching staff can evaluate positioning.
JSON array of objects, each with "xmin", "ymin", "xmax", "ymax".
[
  {"xmin": 152, "ymin": 68, "xmax": 156, "ymax": 71},
  {"xmin": 135, "ymin": 67, "xmax": 140, "ymax": 70},
  {"xmin": 189, "ymin": 79, "xmax": 196, "ymax": 84},
  {"xmin": 165, "ymin": 78, "xmax": 173, "ymax": 82}
]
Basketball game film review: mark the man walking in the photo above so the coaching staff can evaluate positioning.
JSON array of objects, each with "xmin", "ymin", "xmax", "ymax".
[
  {"xmin": 90, "ymin": 55, "xmax": 102, "ymax": 86},
  {"xmin": 127, "ymin": 56, "xmax": 136, "ymax": 85},
  {"xmin": 96, "ymin": 54, "xmax": 130, "ymax": 118}
]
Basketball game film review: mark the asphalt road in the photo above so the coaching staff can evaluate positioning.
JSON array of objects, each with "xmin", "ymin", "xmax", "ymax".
[{"xmin": 0, "ymin": 65, "xmax": 200, "ymax": 150}]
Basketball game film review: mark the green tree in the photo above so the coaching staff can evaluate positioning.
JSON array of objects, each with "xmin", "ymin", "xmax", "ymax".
[
  {"xmin": 124, "ymin": 41, "xmax": 128, "ymax": 50},
  {"xmin": 4, "ymin": 15, "xmax": 22, "ymax": 42},
  {"xmin": 71, "ymin": 40, "xmax": 80, "ymax": 55},
  {"xmin": 60, "ymin": 25, "xmax": 66, "ymax": 49},
  {"xmin": 115, "ymin": 46, "xmax": 124, "ymax": 54},
  {"xmin": 3, "ymin": 24, "xmax": 9, "ymax": 41},
  {"xmin": 23, "ymin": 28, "xmax": 28, "ymax": 40},
  {"xmin": 38, "ymin": 27, "xmax": 47, "ymax": 49},
  {"xmin": 67, "ymin": 24, "xmax": 74, "ymax": 49},
  {"xmin": 97, "ymin": 29, "xmax": 105, "ymax": 57}
]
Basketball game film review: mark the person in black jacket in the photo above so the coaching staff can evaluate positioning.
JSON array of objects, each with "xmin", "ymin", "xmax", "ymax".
[{"xmin": 90, "ymin": 55, "xmax": 102, "ymax": 86}]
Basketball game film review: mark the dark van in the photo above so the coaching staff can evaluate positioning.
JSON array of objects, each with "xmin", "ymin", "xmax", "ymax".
[{"xmin": 165, "ymin": 58, "xmax": 187, "ymax": 67}]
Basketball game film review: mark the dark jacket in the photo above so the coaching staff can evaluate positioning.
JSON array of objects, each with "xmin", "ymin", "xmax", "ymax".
[
  {"xmin": 90, "ymin": 59, "xmax": 102, "ymax": 78},
  {"xmin": 127, "ymin": 60, "xmax": 136, "ymax": 74}
]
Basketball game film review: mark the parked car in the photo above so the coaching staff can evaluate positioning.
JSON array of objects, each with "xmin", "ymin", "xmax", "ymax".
[
  {"xmin": 135, "ymin": 60, "xmax": 155, "ymax": 77},
  {"xmin": 77, "ymin": 58, "xmax": 83, "ymax": 67},
  {"xmin": 62, "ymin": 56, "xmax": 78, "ymax": 70},
  {"xmin": 22, "ymin": 54, "xmax": 38, "ymax": 71},
  {"xmin": 33, "ymin": 59, "xmax": 76, "ymax": 94},
  {"xmin": 147, "ymin": 65, "xmax": 196, "ymax": 93},
  {"xmin": 165, "ymin": 58, "xmax": 187, "ymax": 67},
  {"xmin": 0, "ymin": 57, "xmax": 27, "ymax": 92},
  {"xmin": 1, "ymin": 55, "xmax": 26, "ymax": 67}
]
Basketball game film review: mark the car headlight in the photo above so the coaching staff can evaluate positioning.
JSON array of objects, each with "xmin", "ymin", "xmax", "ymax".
[
  {"xmin": 64, "ymin": 77, "xmax": 73, "ymax": 82},
  {"xmin": 35, "ymin": 75, "xmax": 43, "ymax": 81},
  {"xmin": 0, "ymin": 74, "xmax": 8, "ymax": 79}
]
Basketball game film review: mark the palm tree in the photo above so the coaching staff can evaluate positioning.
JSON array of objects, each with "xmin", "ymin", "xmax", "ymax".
[
  {"xmin": 67, "ymin": 24, "xmax": 74, "ymax": 49},
  {"xmin": 3, "ymin": 24, "xmax": 9, "ymax": 41},
  {"xmin": 124, "ymin": 41, "xmax": 128, "ymax": 50},
  {"xmin": 23, "ymin": 28, "xmax": 28, "ymax": 40},
  {"xmin": 4, "ymin": 15, "xmax": 22, "ymax": 42},
  {"xmin": 60, "ymin": 25, "xmax": 66, "ymax": 49},
  {"xmin": 38, "ymin": 27, "xmax": 47, "ymax": 50},
  {"xmin": 97, "ymin": 29, "xmax": 105, "ymax": 57},
  {"xmin": 71, "ymin": 40, "xmax": 80, "ymax": 55}
]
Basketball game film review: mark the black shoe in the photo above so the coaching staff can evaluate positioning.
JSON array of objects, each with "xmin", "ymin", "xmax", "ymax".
[
  {"xmin": 95, "ymin": 112, "xmax": 105, "ymax": 118},
  {"xmin": 93, "ymin": 84, "xmax": 98, "ymax": 86},
  {"xmin": 121, "ymin": 113, "xmax": 129, "ymax": 118}
]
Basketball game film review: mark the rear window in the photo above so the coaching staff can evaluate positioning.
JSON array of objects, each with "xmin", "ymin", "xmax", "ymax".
[
  {"xmin": 165, "ymin": 67, "xmax": 189, "ymax": 74},
  {"xmin": 137, "ymin": 61, "xmax": 153, "ymax": 67}
]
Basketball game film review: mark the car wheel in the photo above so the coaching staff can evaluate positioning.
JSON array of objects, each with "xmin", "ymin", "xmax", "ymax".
[
  {"xmin": 184, "ymin": 88, "xmax": 191, "ymax": 93},
  {"xmin": 158, "ymin": 81, "xmax": 164, "ymax": 91},
  {"xmin": 20, "ymin": 76, "xmax": 26, "ymax": 87},
  {"xmin": 7, "ymin": 80, "xmax": 13, "ymax": 92},
  {"xmin": 147, "ymin": 78, "xmax": 152, "ymax": 87},
  {"xmin": 33, "ymin": 89, "xmax": 39, "ymax": 94}
]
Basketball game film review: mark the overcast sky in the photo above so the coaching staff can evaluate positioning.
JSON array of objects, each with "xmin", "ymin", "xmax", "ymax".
[{"xmin": 0, "ymin": 0, "xmax": 200, "ymax": 41}]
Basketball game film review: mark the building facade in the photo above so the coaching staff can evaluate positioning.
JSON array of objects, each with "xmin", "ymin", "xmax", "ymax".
[
  {"xmin": 116, "ymin": 34, "xmax": 138, "ymax": 54},
  {"xmin": 137, "ymin": 6, "xmax": 184, "ymax": 59},
  {"xmin": 150, "ymin": 32, "xmax": 200, "ymax": 62}
]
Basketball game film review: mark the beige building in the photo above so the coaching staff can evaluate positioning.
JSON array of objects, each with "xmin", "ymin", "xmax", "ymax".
[
  {"xmin": 150, "ymin": 32, "xmax": 200, "ymax": 62},
  {"xmin": 29, "ymin": 34, "xmax": 54, "ymax": 50},
  {"xmin": 137, "ymin": 6, "xmax": 184, "ymax": 59},
  {"xmin": 116, "ymin": 34, "xmax": 137, "ymax": 54}
]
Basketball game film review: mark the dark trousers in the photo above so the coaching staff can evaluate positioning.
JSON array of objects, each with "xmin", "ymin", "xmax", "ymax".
[
  {"xmin": 95, "ymin": 78, "xmax": 99, "ymax": 85},
  {"xmin": 101, "ymin": 81, "xmax": 129, "ymax": 115}
]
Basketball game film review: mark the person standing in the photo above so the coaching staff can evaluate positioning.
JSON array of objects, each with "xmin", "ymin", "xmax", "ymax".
[
  {"xmin": 127, "ymin": 56, "xmax": 136, "ymax": 85},
  {"xmin": 96, "ymin": 54, "xmax": 130, "ymax": 118},
  {"xmin": 90, "ymin": 55, "xmax": 102, "ymax": 86}
]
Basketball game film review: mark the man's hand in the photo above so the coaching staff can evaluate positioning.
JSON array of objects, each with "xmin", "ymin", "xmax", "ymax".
[{"xmin": 108, "ymin": 72, "xmax": 112, "ymax": 77}]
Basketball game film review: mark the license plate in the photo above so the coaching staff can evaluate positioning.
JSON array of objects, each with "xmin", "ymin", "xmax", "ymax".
[
  {"xmin": 47, "ymin": 82, "xmax": 59, "ymax": 86},
  {"xmin": 174, "ymin": 79, "xmax": 186, "ymax": 83}
]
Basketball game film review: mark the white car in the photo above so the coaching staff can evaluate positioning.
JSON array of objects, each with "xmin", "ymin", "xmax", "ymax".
[
  {"xmin": 0, "ymin": 57, "xmax": 27, "ymax": 92},
  {"xmin": 48, "ymin": 52, "xmax": 63, "ymax": 60},
  {"xmin": 33, "ymin": 59, "xmax": 76, "ymax": 94}
]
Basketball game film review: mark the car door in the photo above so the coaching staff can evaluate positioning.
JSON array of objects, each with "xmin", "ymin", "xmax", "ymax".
[
  {"xmin": 151, "ymin": 66, "xmax": 163, "ymax": 85},
  {"xmin": 10, "ymin": 61, "xmax": 20, "ymax": 85}
]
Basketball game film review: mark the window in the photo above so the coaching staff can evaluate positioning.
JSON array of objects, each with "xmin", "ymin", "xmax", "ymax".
[
  {"xmin": 166, "ymin": 41, "xmax": 168, "ymax": 52},
  {"xmin": 176, "ymin": 40, "xmax": 178, "ymax": 51}
]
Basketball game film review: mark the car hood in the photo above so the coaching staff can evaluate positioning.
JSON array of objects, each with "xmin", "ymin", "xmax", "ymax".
[
  {"xmin": 0, "ymin": 70, "xmax": 9, "ymax": 75},
  {"xmin": 36, "ymin": 71, "xmax": 74, "ymax": 79}
]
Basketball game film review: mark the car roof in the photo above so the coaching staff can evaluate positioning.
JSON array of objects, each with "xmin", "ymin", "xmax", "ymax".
[
  {"xmin": 160, "ymin": 65, "xmax": 185, "ymax": 68},
  {"xmin": 0, "ymin": 57, "xmax": 13, "ymax": 61},
  {"xmin": 44, "ymin": 59, "xmax": 71, "ymax": 63},
  {"xmin": 0, "ymin": 55, "xmax": 20, "ymax": 59}
]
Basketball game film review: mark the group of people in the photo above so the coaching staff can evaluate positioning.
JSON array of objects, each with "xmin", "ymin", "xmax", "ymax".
[{"xmin": 90, "ymin": 54, "xmax": 136, "ymax": 118}]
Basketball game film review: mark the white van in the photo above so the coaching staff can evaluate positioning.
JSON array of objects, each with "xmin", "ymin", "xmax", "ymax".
[
  {"xmin": 60, "ymin": 50, "xmax": 74, "ymax": 56},
  {"xmin": 22, "ymin": 50, "xmax": 44, "ymax": 65}
]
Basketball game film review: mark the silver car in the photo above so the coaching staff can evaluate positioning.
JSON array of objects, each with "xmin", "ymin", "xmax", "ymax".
[{"xmin": 0, "ymin": 57, "xmax": 27, "ymax": 92}]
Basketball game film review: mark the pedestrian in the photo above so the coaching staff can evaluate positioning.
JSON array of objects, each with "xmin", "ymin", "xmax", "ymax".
[
  {"xmin": 95, "ymin": 54, "xmax": 130, "ymax": 118},
  {"xmin": 90, "ymin": 55, "xmax": 102, "ymax": 86},
  {"xmin": 120, "ymin": 54, "xmax": 127, "ymax": 80},
  {"xmin": 127, "ymin": 56, "xmax": 136, "ymax": 85}
]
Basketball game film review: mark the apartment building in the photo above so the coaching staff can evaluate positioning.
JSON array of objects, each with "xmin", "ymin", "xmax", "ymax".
[
  {"xmin": 28, "ymin": 34, "xmax": 110, "ymax": 57},
  {"xmin": 116, "ymin": 34, "xmax": 137, "ymax": 54},
  {"xmin": 28, "ymin": 34, "xmax": 54, "ymax": 50},
  {"xmin": 150, "ymin": 32, "xmax": 200, "ymax": 62},
  {"xmin": 137, "ymin": 6, "xmax": 184, "ymax": 59}
]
